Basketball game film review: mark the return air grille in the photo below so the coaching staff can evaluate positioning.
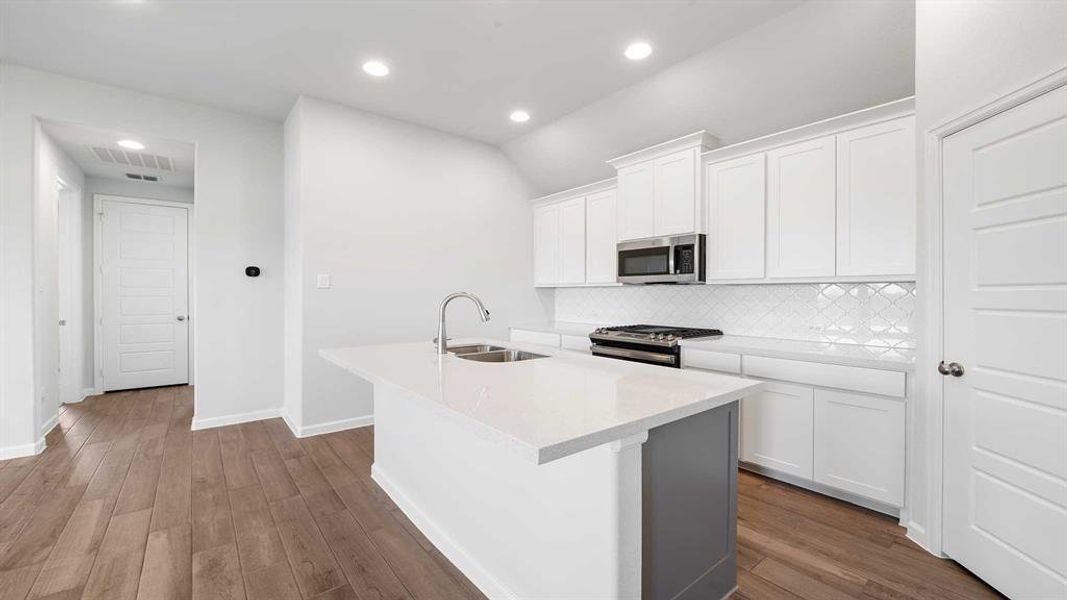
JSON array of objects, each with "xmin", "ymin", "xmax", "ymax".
[
  {"xmin": 125, "ymin": 173, "xmax": 161, "ymax": 182},
  {"xmin": 89, "ymin": 145, "xmax": 174, "ymax": 171}
]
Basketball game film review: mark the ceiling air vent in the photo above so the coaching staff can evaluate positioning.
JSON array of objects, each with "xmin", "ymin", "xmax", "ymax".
[
  {"xmin": 90, "ymin": 145, "xmax": 175, "ymax": 171},
  {"xmin": 125, "ymin": 173, "xmax": 161, "ymax": 183}
]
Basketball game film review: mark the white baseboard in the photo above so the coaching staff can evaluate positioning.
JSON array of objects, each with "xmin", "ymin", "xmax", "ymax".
[
  {"xmin": 372, "ymin": 464, "xmax": 515, "ymax": 600},
  {"xmin": 0, "ymin": 436, "xmax": 46, "ymax": 460},
  {"xmin": 279, "ymin": 412, "xmax": 373, "ymax": 438},
  {"xmin": 73, "ymin": 387, "xmax": 97, "ymax": 403},
  {"xmin": 191, "ymin": 408, "xmax": 282, "ymax": 431},
  {"xmin": 296, "ymin": 415, "xmax": 373, "ymax": 438},
  {"xmin": 39, "ymin": 413, "xmax": 59, "ymax": 437}
]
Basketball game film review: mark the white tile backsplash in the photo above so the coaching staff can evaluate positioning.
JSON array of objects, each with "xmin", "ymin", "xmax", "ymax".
[{"xmin": 555, "ymin": 282, "xmax": 916, "ymax": 349}]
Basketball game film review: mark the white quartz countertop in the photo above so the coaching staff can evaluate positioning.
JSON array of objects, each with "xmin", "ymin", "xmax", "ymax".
[
  {"xmin": 321, "ymin": 338, "xmax": 761, "ymax": 465},
  {"xmin": 511, "ymin": 322, "xmax": 915, "ymax": 371}
]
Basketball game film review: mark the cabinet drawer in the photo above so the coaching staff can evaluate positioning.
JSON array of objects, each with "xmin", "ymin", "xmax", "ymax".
[
  {"xmin": 682, "ymin": 348, "xmax": 741, "ymax": 374},
  {"xmin": 814, "ymin": 389, "xmax": 905, "ymax": 506},
  {"xmin": 560, "ymin": 334, "xmax": 591, "ymax": 352},
  {"xmin": 743, "ymin": 355, "xmax": 906, "ymax": 398},
  {"xmin": 741, "ymin": 382, "xmax": 814, "ymax": 479},
  {"xmin": 510, "ymin": 329, "xmax": 560, "ymax": 348}
]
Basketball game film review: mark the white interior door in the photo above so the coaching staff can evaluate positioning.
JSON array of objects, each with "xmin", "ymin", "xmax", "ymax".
[
  {"xmin": 101, "ymin": 199, "xmax": 189, "ymax": 391},
  {"xmin": 57, "ymin": 183, "xmax": 78, "ymax": 405},
  {"xmin": 942, "ymin": 83, "xmax": 1067, "ymax": 599}
]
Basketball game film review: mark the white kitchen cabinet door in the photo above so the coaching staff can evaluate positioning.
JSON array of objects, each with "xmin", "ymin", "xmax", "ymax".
[
  {"xmin": 766, "ymin": 136, "xmax": 836, "ymax": 278},
  {"xmin": 533, "ymin": 203, "xmax": 560, "ymax": 285},
  {"xmin": 741, "ymin": 381, "xmax": 814, "ymax": 479},
  {"xmin": 559, "ymin": 197, "xmax": 586, "ymax": 284},
  {"xmin": 836, "ymin": 117, "xmax": 917, "ymax": 276},
  {"xmin": 585, "ymin": 189, "xmax": 617, "ymax": 284},
  {"xmin": 616, "ymin": 162, "xmax": 655, "ymax": 241},
  {"xmin": 706, "ymin": 154, "xmax": 766, "ymax": 280},
  {"xmin": 814, "ymin": 389, "xmax": 905, "ymax": 506},
  {"xmin": 653, "ymin": 149, "xmax": 697, "ymax": 236}
]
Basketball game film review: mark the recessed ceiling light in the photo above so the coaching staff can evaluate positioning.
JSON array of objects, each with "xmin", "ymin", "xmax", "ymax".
[
  {"xmin": 509, "ymin": 110, "xmax": 531, "ymax": 123},
  {"xmin": 117, "ymin": 139, "xmax": 145, "ymax": 150},
  {"xmin": 362, "ymin": 60, "xmax": 390, "ymax": 77},
  {"xmin": 624, "ymin": 41, "xmax": 653, "ymax": 61}
]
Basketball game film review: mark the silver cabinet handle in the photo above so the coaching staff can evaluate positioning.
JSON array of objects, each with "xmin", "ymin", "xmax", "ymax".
[
  {"xmin": 938, "ymin": 361, "xmax": 964, "ymax": 377},
  {"xmin": 177, "ymin": 315, "xmax": 187, "ymax": 321}
]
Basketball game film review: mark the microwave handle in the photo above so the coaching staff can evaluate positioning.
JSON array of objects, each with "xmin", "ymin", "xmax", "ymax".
[{"xmin": 668, "ymin": 242, "xmax": 676, "ymax": 274}]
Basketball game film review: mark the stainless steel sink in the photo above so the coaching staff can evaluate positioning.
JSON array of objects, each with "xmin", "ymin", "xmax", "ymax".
[
  {"xmin": 448, "ymin": 344, "xmax": 506, "ymax": 355},
  {"xmin": 456, "ymin": 349, "xmax": 549, "ymax": 363}
]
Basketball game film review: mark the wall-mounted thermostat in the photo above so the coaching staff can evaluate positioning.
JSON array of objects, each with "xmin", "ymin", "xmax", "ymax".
[{"xmin": 245, "ymin": 266, "xmax": 261, "ymax": 277}]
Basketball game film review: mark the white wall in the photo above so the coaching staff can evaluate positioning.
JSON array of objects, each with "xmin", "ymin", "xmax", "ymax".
[
  {"xmin": 32, "ymin": 125, "xmax": 86, "ymax": 444},
  {"xmin": 910, "ymin": 0, "xmax": 1067, "ymax": 550},
  {"xmin": 285, "ymin": 96, "xmax": 552, "ymax": 433},
  {"xmin": 503, "ymin": 0, "xmax": 916, "ymax": 194},
  {"xmin": 84, "ymin": 176, "xmax": 193, "ymax": 204},
  {"xmin": 0, "ymin": 64, "xmax": 284, "ymax": 454}
]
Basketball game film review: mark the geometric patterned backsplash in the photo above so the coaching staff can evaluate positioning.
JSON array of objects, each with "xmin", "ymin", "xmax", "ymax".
[{"xmin": 555, "ymin": 282, "xmax": 917, "ymax": 349}]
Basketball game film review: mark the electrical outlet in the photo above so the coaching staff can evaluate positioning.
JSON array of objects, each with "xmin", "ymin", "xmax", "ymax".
[{"xmin": 316, "ymin": 273, "xmax": 331, "ymax": 289}]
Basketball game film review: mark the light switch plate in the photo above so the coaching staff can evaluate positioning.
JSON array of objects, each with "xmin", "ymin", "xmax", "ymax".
[{"xmin": 316, "ymin": 273, "xmax": 331, "ymax": 289}]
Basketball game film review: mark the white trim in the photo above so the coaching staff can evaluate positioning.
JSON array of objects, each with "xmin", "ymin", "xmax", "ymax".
[
  {"xmin": 39, "ymin": 412, "xmax": 59, "ymax": 437},
  {"xmin": 278, "ymin": 412, "xmax": 374, "ymax": 438},
  {"xmin": 372, "ymin": 463, "xmax": 518, "ymax": 600},
  {"xmin": 607, "ymin": 130, "xmax": 719, "ymax": 169},
  {"xmin": 295, "ymin": 415, "xmax": 373, "ymax": 438},
  {"xmin": 70, "ymin": 387, "xmax": 96, "ymax": 404},
  {"xmin": 915, "ymin": 66, "xmax": 1067, "ymax": 556},
  {"xmin": 0, "ymin": 436, "xmax": 47, "ymax": 460},
  {"xmin": 190, "ymin": 407, "xmax": 282, "ymax": 431},
  {"xmin": 531, "ymin": 177, "xmax": 616, "ymax": 207},
  {"xmin": 93, "ymin": 194, "xmax": 194, "ymax": 393},
  {"xmin": 702, "ymin": 97, "xmax": 915, "ymax": 166}
]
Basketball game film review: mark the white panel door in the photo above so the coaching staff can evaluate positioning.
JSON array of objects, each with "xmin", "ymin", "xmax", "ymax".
[
  {"xmin": 836, "ymin": 116, "xmax": 917, "ymax": 276},
  {"xmin": 766, "ymin": 136, "xmax": 836, "ymax": 277},
  {"xmin": 559, "ymin": 197, "xmax": 587, "ymax": 284},
  {"xmin": 943, "ymin": 84, "xmax": 1067, "ymax": 599},
  {"xmin": 101, "ymin": 200, "xmax": 189, "ymax": 391},
  {"xmin": 616, "ymin": 163, "xmax": 655, "ymax": 241},
  {"xmin": 706, "ymin": 153, "xmax": 766, "ymax": 280},
  {"xmin": 533, "ymin": 203, "xmax": 560, "ymax": 285},
  {"xmin": 741, "ymin": 381, "xmax": 814, "ymax": 479},
  {"xmin": 653, "ymin": 149, "xmax": 697, "ymax": 236},
  {"xmin": 813, "ymin": 389, "xmax": 904, "ymax": 506},
  {"xmin": 585, "ymin": 189, "xmax": 617, "ymax": 284}
]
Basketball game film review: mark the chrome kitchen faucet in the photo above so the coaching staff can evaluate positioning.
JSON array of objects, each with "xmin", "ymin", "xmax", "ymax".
[{"xmin": 436, "ymin": 292, "xmax": 491, "ymax": 354}]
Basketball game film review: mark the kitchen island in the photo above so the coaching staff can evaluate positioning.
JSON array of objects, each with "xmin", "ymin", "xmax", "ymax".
[{"xmin": 321, "ymin": 339, "xmax": 763, "ymax": 600}]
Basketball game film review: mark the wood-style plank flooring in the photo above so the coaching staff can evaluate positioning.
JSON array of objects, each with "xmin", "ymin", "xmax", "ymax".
[{"xmin": 0, "ymin": 386, "xmax": 1002, "ymax": 600}]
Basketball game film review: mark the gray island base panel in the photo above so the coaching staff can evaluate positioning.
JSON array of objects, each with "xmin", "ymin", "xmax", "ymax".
[{"xmin": 644, "ymin": 401, "xmax": 738, "ymax": 600}]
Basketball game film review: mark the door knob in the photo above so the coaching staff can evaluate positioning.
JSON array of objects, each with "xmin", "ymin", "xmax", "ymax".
[
  {"xmin": 176, "ymin": 315, "xmax": 187, "ymax": 322},
  {"xmin": 938, "ymin": 361, "xmax": 964, "ymax": 377}
]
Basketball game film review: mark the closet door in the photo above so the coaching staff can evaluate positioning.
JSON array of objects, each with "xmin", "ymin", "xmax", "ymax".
[{"xmin": 766, "ymin": 136, "xmax": 836, "ymax": 278}]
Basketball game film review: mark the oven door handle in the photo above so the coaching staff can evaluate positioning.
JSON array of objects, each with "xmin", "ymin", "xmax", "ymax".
[{"xmin": 591, "ymin": 344, "xmax": 678, "ymax": 365}]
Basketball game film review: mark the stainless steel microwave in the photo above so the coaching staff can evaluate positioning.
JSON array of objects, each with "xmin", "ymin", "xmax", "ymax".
[{"xmin": 617, "ymin": 234, "xmax": 706, "ymax": 284}]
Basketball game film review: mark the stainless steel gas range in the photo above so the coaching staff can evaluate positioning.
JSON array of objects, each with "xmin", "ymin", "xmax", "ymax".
[{"xmin": 589, "ymin": 324, "xmax": 723, "ymax": 368}]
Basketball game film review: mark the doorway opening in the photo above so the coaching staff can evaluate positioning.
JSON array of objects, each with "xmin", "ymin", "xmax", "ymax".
[{"xmin": 37, "ymin": 119, "xmax": 196, "ymax": 403}]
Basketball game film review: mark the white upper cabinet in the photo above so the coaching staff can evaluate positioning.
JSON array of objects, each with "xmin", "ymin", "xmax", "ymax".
[
  {"xmin": 836, "ymin": 116, "xmax": 917, "ymax": 276},
  {"xmin": 653, "ymin": 149, "xmax": 698, "ymax": 236},
  {"xmin": 533, "ymin": 203, "xmax": 561, "ymax": 285},
  {"xmin": 706, "ymin": 153, "xmax": 766, "ymax": 280},
  {"xmin": 616, "ymin": 163, "xmax": 655, "ymax": 241},
  {"xmin": 609, "ymin": 132, "xmax": 717, "ymax": 242},
  {"xmin": 766, "ymin": 136, "xmax": 837, "ymax": 278},
  {"xmin": 585, "ymin": 189, "xmax": 617, "ymax": 284},
  {"xmin": 531, "ymin": 180, "xmax": 617, "ymax": 287},
  {"xmin": 559, "ymin": 197, "xmax": 587, "ymax": 284}
]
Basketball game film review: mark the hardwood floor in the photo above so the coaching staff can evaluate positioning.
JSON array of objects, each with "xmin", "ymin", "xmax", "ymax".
[{"xmin": 0, "ymin": 387, "xmax": 1002, "ymax": 600}]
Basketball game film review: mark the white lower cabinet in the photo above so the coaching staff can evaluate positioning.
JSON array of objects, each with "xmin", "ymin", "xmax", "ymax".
[
  {"xmin": 813, "ymin": 389, "xmax": 905, "ymax": 506},
  {"xmin": 741, "ymin": 382, "xmax": 814, "ymax": 479},
  {"xmin": 559, "ymin": 334, "xmax": 591, "ymax": 352}
]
